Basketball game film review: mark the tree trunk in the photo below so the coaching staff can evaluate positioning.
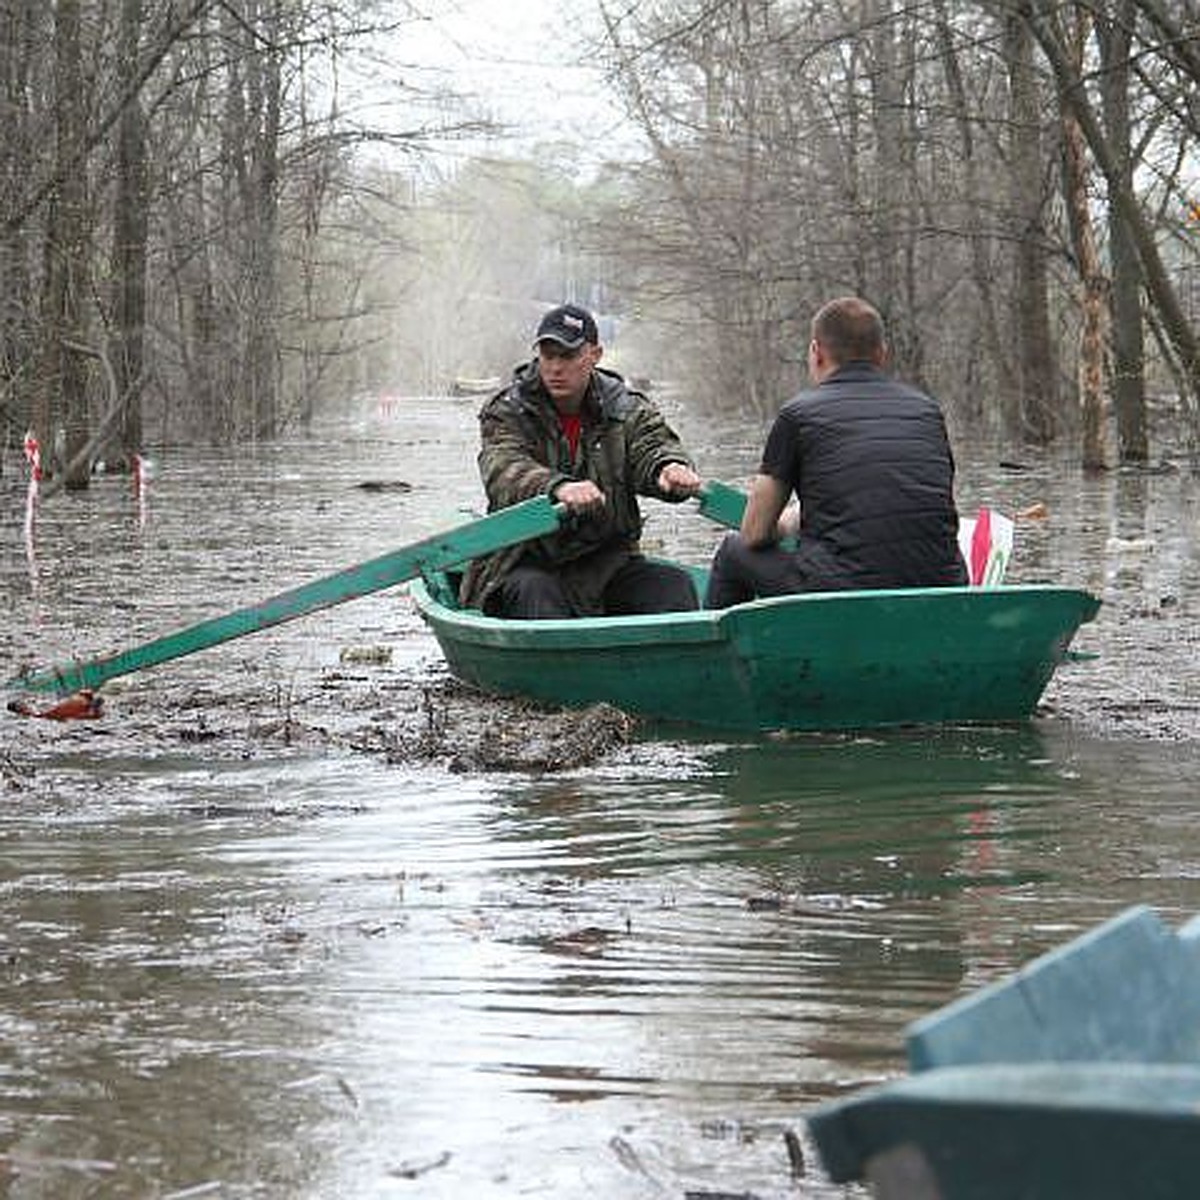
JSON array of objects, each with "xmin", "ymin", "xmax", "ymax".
[
  {"xmin": 1063, "ymin": 130, "xmax": 1109, "ymax": 472},
  {"xmin": 1097, "ymin": 1, "xmax": 1149, "ymax": 464},
  {"xmin": 0, "ymin": 1, "xmax": 42, "ymax": 454},
  {"xmin": 1026, "ymin": 1, "xmax": 1200, "ymax": 455},
  {"xmin": 243, "ymin": 0, "xmax": 282, "ymax": 440},
  {"xmin": 1005, "ymin": 8, "xmax": 1059, "ymax": 445},
  {"xmin": 43, "ymin": 0, "xmax": 91, "ymax": 489},
  {"xmin": 1061, "ymin": 7, "xmax": 1108, "ymax": 471},
  {"xmin": 869, "ymin": 1, "xmax": 925, "ymax": 385},
  {"xmin": 932, "ymin": 0, "xmax": 1017, "ymax": 419},
  {"xmin": 111, "ymin": 0, "xmax": 148, "ymax": 464},
  {"xmin": 868, "ymin": 0, "xmax": 901, "ymax": 315}
]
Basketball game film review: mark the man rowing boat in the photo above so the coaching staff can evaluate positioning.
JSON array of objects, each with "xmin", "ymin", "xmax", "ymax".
[{"xmin": 460, "ymin": 303, "xmax": 703, "ymax": 619}]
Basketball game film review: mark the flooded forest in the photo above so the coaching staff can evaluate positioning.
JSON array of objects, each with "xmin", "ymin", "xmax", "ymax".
[
  {"xmin": 3, "ymin": 3, "xmax": 1200, "ymax": 1199},
  {"xmin": 2, "ymin": 1, "xmax": 1198, "ymax": 471}
]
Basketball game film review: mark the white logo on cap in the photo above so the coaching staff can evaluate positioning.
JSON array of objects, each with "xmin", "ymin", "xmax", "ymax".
[{"xmin": 564, "ymin": 315, "xmax": 583, "ymax": 331}]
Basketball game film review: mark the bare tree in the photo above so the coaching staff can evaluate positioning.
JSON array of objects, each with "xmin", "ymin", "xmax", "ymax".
[
  {"xmin": 110, "ymin": 0, "xmax": 149, "ymax": 464},
  {"xmin": 2, "ymin": 0, "xmax": 485, "ymax": 459},
  {"xmin": 1024, "ymin": 0, "xmax": 1200, "ymax": 453},
  {"xmin": 931, "ymin": 0, "xmax": 1017, "ymax": 424},
  {"xmin": 1095, "ymin": 1, "xmax": 1148, "ymax": 463},
  {"xmin": 0, "ymin": 2, "xmax": 46, "ymax": 460},
  {"xmin": 596, "ymin": 0, "xmax": 815, "ymax": 416},
  {"xmin": 1003, "ymin": 5, "xmax": 1059, "ymax": 444},
  {"xmin": 40, "ymin": 0, "xmax": 92, "ymax": 489},
  {"xmin": 1060, "ymin": 5, "xmax": 1108, "ymax": 471}
]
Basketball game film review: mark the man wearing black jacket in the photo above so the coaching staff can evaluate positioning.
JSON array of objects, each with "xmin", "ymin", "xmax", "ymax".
[{"xmin": 705, "ymin": 296, "xmax": 967, "ymax": 608}]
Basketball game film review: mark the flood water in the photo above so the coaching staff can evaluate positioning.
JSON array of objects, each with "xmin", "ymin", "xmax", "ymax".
[{"xmin": 2, "ymin": 392, "xmax": 1199, "ymax": 1198}]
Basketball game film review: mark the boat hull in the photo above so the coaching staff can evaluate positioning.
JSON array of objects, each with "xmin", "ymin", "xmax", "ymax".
[
  {"xmin": 810, "ymin": 1063, "xmax": 1200, "ymax": 1200},
  {"xmin": 808, "ymin": 905, "xmax": 1200, "ymax": 1197},
  {"xmin": 410, "ymin": 568, "xmax": 1099, "ymax": 733}
]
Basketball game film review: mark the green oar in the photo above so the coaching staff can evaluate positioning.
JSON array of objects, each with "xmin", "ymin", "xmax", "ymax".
[
  {"xmin": 695, "ymin": 481, "xmax": 798, "ymax": 550},
  {"xmin": 9, "ymin": 496, "xmax": 563, "ymax": 697}
]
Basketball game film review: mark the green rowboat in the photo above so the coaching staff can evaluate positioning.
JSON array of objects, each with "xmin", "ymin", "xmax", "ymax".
[{"xmin": 409, "ymin": 566, "xmax": 1100, "ymax": 733}]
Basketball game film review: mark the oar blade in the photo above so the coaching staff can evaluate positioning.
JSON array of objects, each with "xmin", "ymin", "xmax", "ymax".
[
  {"xmin": 697, "ymin": 481, "xmax": 747, "ymax": 530},
  {"xmin": 9, "ymin": 497, "xmax": 562, "ymax": 696}
]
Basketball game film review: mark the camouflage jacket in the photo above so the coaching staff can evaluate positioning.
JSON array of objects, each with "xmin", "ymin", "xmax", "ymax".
[{"xmin": 459, "ymin": 361, "xmax": 695, "ymax": 615}]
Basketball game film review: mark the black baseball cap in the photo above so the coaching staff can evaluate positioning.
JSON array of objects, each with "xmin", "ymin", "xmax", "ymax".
[{"xmin": 534, "ymin": 304, "xmax": 599, "ymax": 350}]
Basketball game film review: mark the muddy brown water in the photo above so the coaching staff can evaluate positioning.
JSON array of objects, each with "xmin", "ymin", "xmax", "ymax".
[{"xmin": 2, "ymin": 393, "xmax": 1199, "ymax": 1198}]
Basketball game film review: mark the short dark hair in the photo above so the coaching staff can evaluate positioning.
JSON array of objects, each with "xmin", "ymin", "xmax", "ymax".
[{"xmin": 812, "ymin": 296, "xmax": 885, "ymax": 365}]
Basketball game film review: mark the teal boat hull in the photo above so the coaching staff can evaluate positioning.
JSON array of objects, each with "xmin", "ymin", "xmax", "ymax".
[
  {"xmin": 809, "ymin": 906, "xmax": 1200, "ymax": 1197},
  {"xmin": 409, "ymin": 567, "xmax": 1099, "ymax": 733},
  {"xmin": 810, "ymin": 1062, "xmax": 1200, "ymax": 1200}
]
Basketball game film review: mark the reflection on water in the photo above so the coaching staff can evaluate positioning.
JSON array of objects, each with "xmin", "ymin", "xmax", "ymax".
[
  {"xmin": 0, "ymin": 774, "xmax": 338, "ymax": 1197},
  {"xmin": 2, "ymin": 399, "xmax": 1199, "ymax": 1197},
  {"xmin": 6, "ymin": 726, "xmax": 1200, "ymax": 1197}
]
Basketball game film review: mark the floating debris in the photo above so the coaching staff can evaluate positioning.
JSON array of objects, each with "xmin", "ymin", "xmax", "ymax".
[
  {"xmin": 356, "ymin": 479, "xmax": 413, "ymax": 493},
  {"xmin": 338, "ymin": 645, "xmax": 393, "ymax": 665},
  {"xmin": 8, "ymin": 689, "xmax": 104, "ymax": 721},
  {"xmin": 1016, "ymin": 501, "xmax": 1049, "ymax": 520},
  {"xmin": 388, "ymin": 1150, "xmax": 451, "ymax": 1180},
  {"xmin": 1105, "ymin": 535, "xmax": 1156, "ymax": 554}
]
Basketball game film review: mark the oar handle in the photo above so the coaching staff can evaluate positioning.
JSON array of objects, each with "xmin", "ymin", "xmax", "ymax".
[
  {"xmin": 695, "ymin": 482, "xmax": 797, "ymax": 550},
  {"xmin": 696, "ymin": 481, "xmax": 747, "ymax": 530}
]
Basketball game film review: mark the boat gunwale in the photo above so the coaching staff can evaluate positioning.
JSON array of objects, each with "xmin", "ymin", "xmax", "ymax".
[
  {"xmin": 408, "ymin": 575, "xmax": 1101, "ymax": 651},
  {"xmin": 851, "ymin": 1060, "xmax": 1200, "ymax": 1111}
]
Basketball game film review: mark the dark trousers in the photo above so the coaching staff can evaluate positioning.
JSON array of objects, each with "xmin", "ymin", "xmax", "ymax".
[
  {"xmin": 496, "ymin": 555, "xmax": 699, "ymax": 619},
  {"xmin": 704, "ymin": 532, "xmax": 806, "ymax": 609}
]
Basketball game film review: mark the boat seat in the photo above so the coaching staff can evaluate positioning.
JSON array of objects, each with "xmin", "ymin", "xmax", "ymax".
[{"xmin": 906, "ymin": 905, "xmax": 1200, "ymax": 1071}]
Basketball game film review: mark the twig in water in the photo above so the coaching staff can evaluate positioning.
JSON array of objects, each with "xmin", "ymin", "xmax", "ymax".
[
  {"xmin": 388, "ymin": 1150, "xmax": 451, "ymax": 1180},
  {"xmin": 783, "ymin": 1126, "xmax": 806, "ymax": 1179}
]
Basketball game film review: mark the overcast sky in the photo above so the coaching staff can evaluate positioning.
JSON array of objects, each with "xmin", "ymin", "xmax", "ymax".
[{"xmin": 379, "ymin": 0, "xmax": 634, "ymax": 167}]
